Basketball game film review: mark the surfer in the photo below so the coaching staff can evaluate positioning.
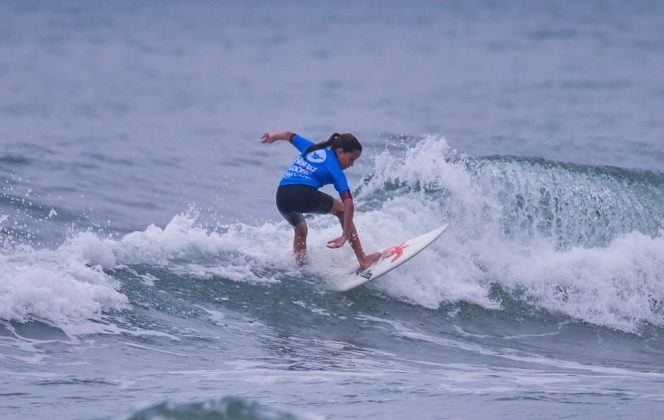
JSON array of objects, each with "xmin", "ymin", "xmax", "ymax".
[{"xmin": 261, "ymin": 131, "xmax": 381, "ymax": 269}]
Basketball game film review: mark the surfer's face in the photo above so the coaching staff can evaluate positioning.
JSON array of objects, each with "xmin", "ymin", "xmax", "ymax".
[{"xmin": 336, "ymin": 149, "xmax": 361, "ymax": 170}]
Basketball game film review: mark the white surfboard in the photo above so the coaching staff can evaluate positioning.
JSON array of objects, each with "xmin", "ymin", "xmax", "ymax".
[{"xmin": 337, "ymin": 224, "xmax": 449, "ymax": 292}]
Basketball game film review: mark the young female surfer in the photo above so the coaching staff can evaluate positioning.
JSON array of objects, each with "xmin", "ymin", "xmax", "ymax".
[{"xmin": 260, "ymin": 131, "xmax": 381, "ymax": 269}]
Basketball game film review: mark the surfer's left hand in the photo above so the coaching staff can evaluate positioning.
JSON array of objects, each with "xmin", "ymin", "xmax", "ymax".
[{"xmin": 326, "ymin": 234, "xmax": 348, "ymax": 248}]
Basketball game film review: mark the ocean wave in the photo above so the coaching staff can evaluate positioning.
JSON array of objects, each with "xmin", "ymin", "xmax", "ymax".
[
  {"xmin": 125, "ymin": 397, "xmax": 308, "ymax": 420},
  {"xmin": 1, "ymin": 136, "xmax": 663, "ymax": 334},
  {"xmin": 356, "ymin": 136, "xmax": 664, "ymax": 332}
]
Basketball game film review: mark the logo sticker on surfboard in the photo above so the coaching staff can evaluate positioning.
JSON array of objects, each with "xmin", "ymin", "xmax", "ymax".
[{"xmin": 382, "ymin": 242, "xmax": 408, "ymax": 263}]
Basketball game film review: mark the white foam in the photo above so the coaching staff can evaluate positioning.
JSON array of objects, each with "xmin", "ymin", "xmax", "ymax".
[{"xmin": 0, "ymin": 242, "xmax": 129, "ymax": 334}]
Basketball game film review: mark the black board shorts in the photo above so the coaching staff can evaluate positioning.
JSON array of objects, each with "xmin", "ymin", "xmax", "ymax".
[{"xmin": 276, "ymin": 184, "xmax": 334, "ymax": 226}]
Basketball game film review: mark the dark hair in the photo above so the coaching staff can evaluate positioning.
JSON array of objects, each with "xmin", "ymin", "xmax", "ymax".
[{"xmin": 304, "ymin": 132, "xmax": 362, "ymax": 155}]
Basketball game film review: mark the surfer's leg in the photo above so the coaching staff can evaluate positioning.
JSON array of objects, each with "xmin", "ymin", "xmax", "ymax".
[
  {"xmin": 330, "ymin": 199, "xmax": 381, "ymax": 269},
  {"xmin": 292, "ymin": 220, "xmax": 308, "ymax": 266},
  {"xmin": 276, "ymin": 185, "xmax": 311, "ymax": 265}
]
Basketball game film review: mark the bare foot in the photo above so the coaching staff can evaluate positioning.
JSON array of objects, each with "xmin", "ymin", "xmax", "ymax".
[
  {"xmin": 294, "ymin": 251, "xmax": 309, "ymax": 266},
  {"xmin": 359, "ymin": 252, "xmax": 381, "ymax": 269}
]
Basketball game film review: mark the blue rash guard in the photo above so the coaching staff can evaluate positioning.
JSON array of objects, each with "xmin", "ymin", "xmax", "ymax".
[{"xmin": 279, "ymin": 133, "xmax": 351, "ymax": 199}]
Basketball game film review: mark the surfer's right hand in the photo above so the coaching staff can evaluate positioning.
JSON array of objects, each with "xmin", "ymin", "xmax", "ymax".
[{"xmin": 260, "ymin": 132, "xmax": 276, "ymax": 143}]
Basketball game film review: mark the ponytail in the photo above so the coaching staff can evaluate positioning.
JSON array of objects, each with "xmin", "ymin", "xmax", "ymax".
[{"xmin": 304, "ymin": 132, "xmax": 362, "ymax": 155}]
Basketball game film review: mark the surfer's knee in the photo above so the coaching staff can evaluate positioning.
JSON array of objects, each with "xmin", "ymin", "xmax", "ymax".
[{"xmin": 329, "ymin": 198, "xmax": 344, "ymax": 215}]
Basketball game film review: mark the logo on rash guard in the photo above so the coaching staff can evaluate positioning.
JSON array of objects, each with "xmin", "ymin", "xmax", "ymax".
[{"xmin": 307, "ymin": 149, "xmax": 326, "ymax": 163}]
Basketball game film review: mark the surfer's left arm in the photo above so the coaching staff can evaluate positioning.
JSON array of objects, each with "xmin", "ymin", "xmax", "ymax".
[
  {"xmin": 341, "ymin": 195, "xmax": 355, "ymax": 242},
  {"xmin": 327, "ymin": 193, "xmax": 354, "ymax": 248}
]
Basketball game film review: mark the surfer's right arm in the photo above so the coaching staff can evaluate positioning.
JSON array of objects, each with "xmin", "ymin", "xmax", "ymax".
[
  {"xmin": 260, "ymin": 131, "xmax": 295, "ymax": 144},
  {"xmin": 260, "ymin": 132, "xmax": 314, "ymax": 154}
]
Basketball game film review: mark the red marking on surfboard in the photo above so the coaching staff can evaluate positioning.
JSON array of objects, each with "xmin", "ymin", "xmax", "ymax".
[{"xmin": 382, "ymin": 242, "xmax": 408, "ymax": 263}]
